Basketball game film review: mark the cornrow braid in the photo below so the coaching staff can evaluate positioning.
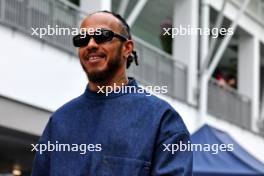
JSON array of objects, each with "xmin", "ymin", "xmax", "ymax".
[{"xmin": 91, "ymin": 10, "xmax": 139, "ymax": 69}]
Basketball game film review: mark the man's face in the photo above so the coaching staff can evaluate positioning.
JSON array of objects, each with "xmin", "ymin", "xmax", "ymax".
[{"xmin": 78, "ymin": 13, "xmax": 129, "ymax": 83}]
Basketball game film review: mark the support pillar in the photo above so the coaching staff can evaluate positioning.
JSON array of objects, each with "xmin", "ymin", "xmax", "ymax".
[
  {"xmin": 80, "ymin": 0, "xmax": 111, "ymax": 13},
  {"xmin": 238, "ymin": 35, "xmax": 260, "ymax": 132},
  {"xmin": 173, "ymin": 0, "xmax": 199, "ymax": 105}
]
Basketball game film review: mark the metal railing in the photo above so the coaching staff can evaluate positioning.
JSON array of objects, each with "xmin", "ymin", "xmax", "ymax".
[
  {"xmin": 130, "ymin": 36, "xmax": 187, "ymax": 100},
  {"xmin": 0, "ymin": 0, "xmax": 187, "ymax": 101},
  {"xmin": 208, "ymin": 78, "xmax": 252, "ymax": 130},
  {"xmin": 0, "ymin": 0, "xmax": 86, "ymax": 54}
]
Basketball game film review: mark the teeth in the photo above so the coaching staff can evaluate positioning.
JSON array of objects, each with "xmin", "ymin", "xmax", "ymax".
[{"xmin": 89, "ymin": 56, "xmax": 101, "ymax": 60}]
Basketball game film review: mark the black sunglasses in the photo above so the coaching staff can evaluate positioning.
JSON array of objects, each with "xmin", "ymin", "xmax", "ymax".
[{"xmin": 73, "ymin": 28, "xmax": 128, "ymax": 47}]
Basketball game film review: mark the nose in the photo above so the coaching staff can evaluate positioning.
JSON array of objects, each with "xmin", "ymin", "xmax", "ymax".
[{"xmin": 85, "ymin": 37, "xmax": 99, "ymax": 51}]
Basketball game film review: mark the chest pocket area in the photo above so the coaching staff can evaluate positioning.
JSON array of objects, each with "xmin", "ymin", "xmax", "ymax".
[{"xmin": 97, "ymin": 155, "xmax": 151, "ymax": 176}]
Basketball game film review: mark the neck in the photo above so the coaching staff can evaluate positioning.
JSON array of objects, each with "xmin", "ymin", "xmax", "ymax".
[{"xmin": 88, "ymin": 71, "xmax": 129, "ymax": 92}]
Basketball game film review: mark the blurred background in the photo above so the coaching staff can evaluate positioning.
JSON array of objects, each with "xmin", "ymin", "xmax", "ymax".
[{"xmin": 0, "ymin": 0, "xmax": 264, "ymax": 175}]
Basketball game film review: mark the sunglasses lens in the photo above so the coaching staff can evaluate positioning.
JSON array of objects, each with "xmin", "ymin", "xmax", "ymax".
[
  {"xmin": 94, "ymin": 30, "xmax": 114, "ymax": 44},
  {"xmin": 73, "ymin": 34, "xmax": 89, "ymax": 47},
  {"xmin": 73, "ymin": 29, "xmax": 117, "ymax": 47}
]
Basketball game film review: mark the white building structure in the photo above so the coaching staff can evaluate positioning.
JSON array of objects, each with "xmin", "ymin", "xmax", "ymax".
[{"xmin": 0, "ymin": 0, "xmax": 264, "ymax": 174}]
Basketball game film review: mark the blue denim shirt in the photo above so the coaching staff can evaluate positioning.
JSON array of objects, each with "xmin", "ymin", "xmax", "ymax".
[{"xmin": 32, "ymin": 78, "xmax": 193, "ymax": 175}]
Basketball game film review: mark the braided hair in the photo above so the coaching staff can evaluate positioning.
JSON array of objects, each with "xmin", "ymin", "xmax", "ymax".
[{"xmin": 90, "ymin": 11, "xmax": 139, "ymax": 69}]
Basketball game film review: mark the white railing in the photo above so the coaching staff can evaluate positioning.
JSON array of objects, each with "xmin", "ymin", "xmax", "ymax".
[{"xmin": 208, "ymin": 78, "xmax": 252, "ymax": 130}]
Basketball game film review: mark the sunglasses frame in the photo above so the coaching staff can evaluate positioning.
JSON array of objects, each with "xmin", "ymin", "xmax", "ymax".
[{"xmin": 73, "ymin": 28, "xmax": 128, "ymax": 47}]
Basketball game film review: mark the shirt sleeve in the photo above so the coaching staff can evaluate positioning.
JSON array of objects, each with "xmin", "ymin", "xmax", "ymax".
[
  {"xmin": 31, "ymin": 117, "xmax": 52, "ymax": 176},
  {"xmin": 151, "ymin": 108, "xmax": 193, "ymax": 176}
]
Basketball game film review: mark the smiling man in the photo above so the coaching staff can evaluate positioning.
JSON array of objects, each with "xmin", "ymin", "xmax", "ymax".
[{"xmin": 32, "ymin": 11, "xmax": 192, "ymax": 176}]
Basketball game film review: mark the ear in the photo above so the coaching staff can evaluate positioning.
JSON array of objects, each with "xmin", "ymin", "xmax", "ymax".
[{"xmin": 123, "ymin": 40, "xmax": 134, "ymax": 59}]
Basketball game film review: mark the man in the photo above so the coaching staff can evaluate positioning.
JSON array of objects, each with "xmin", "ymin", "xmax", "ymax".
[{"xmin": 32, "ymin": 11, "xmax": 192, "ymax": 175}]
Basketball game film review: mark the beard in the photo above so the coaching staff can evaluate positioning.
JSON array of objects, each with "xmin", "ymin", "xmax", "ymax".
[{"xmin": 81, "ymin": 44, "xmax": 123, "ymax": 84}]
